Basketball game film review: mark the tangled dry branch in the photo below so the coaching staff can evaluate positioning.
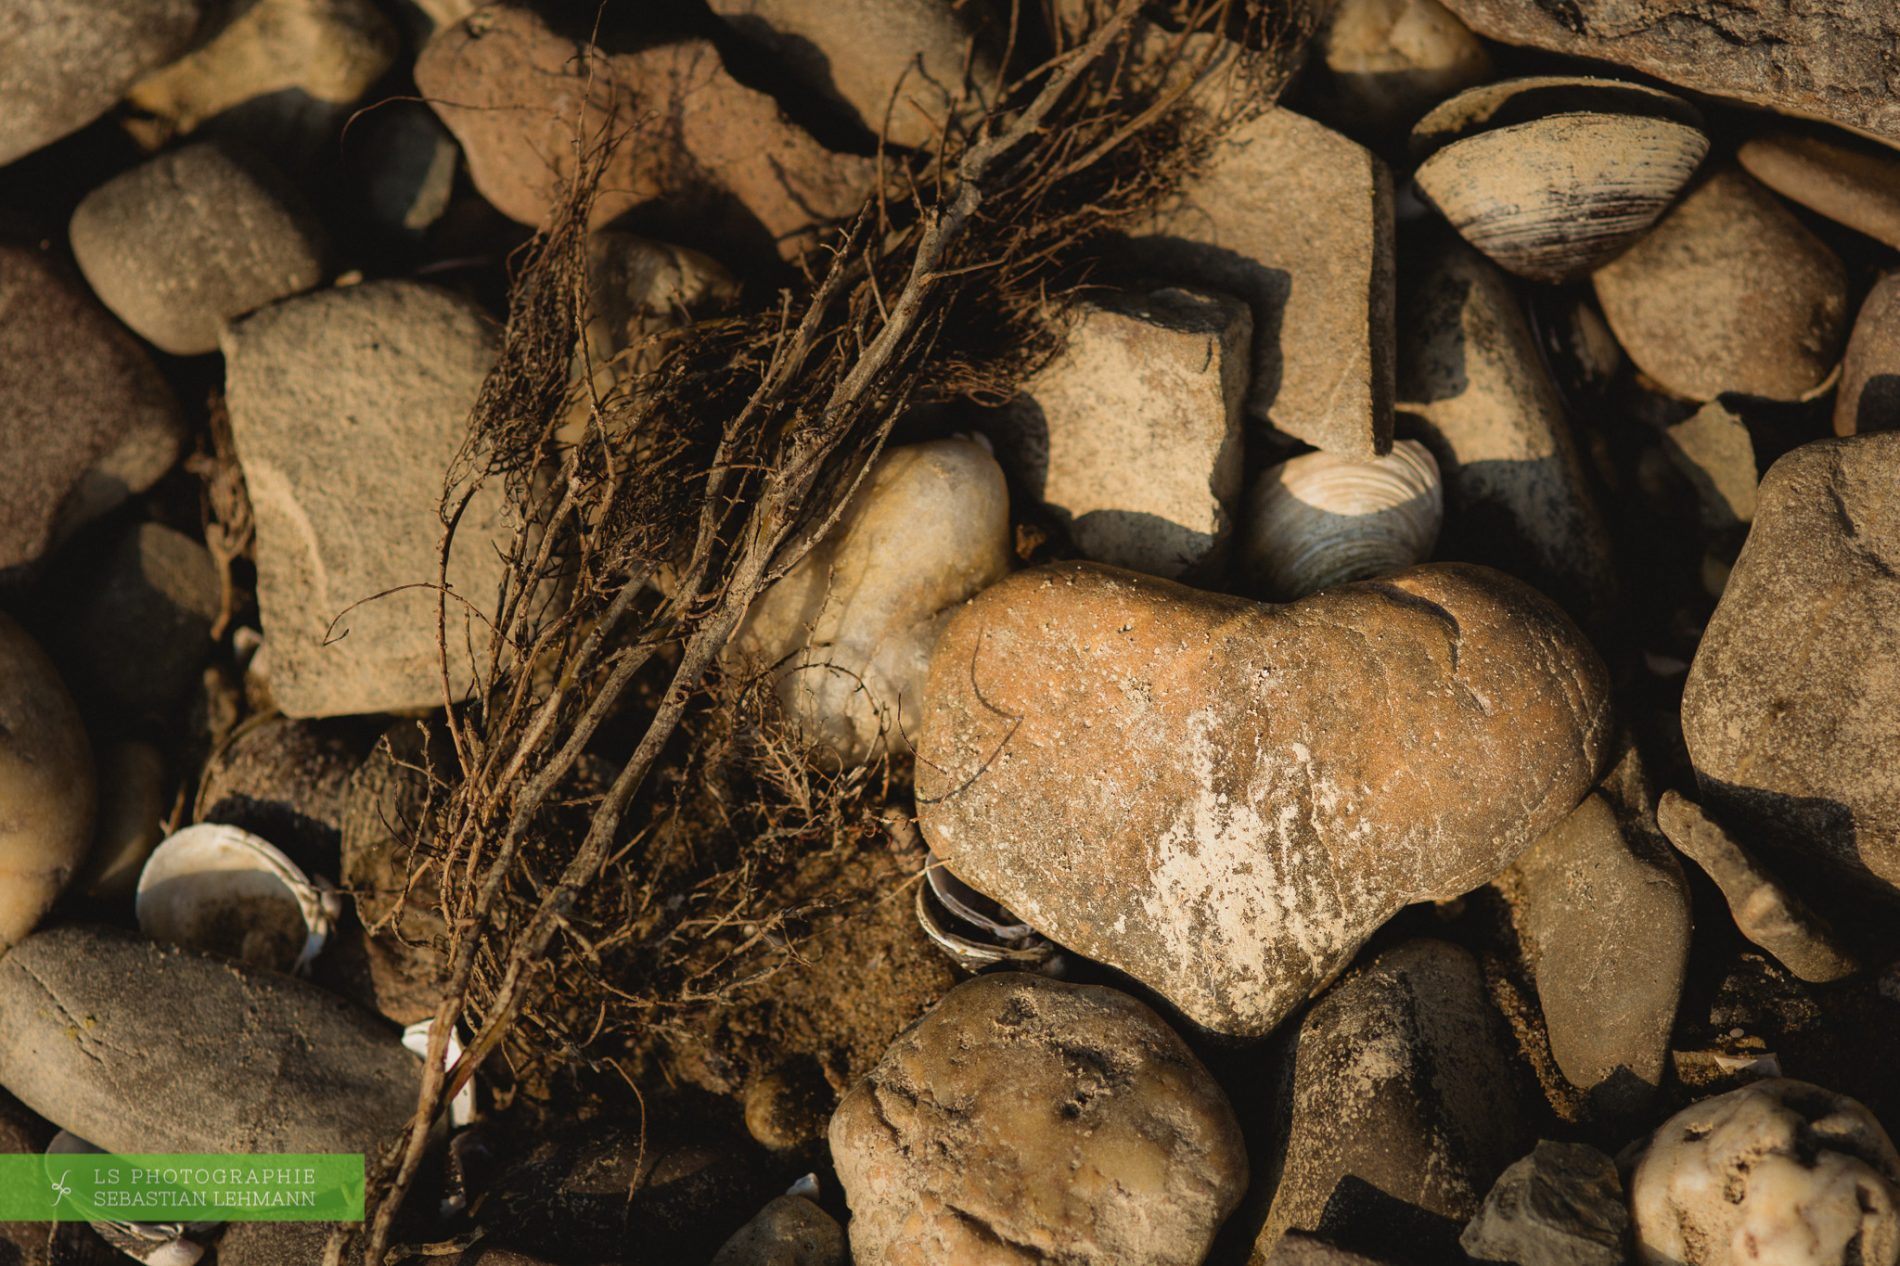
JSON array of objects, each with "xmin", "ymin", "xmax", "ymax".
[{"xmin": 338, "ymin": 2, "xmax": 1310, "ymax": 1259}]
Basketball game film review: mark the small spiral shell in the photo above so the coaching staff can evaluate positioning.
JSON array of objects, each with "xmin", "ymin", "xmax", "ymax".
[{"xmin": 1243, "ymin": 441, "xmax": 1444, "ymax": 600}]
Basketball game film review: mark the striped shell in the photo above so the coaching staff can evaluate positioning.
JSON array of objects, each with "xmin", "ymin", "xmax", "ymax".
[
  {"xmin": 1244, "ymin": 441, "xmax": 1443, "ymax": 600},
  {"xmin": 1413, "ymin": 77, "xmax": 1709, "ymax": 284}
]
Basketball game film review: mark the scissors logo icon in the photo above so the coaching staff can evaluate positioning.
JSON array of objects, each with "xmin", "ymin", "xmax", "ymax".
[{"xmin": 50, "ymin": 1170, "xmax": 71, "ymax": 1202}]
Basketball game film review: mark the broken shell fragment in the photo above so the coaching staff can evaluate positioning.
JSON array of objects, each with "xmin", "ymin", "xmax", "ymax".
[
  {"xmin": 135, "ymin": 823, "xmax": 340, "ymax": 975},
  {"xmin": 916, "ymin": 852, "xmax": 1054, "ymax": 970},
  {"xmin": 1242, "ymin": 439, "xmax": 1443, "ymax": 599},
  {"xmin": 47, "ymin": 1132, "xmax": 214, "ymax": 1266},
  {"xmin": 1412, "ymin": 77, "xmax": 1709, "ymax": 283}
]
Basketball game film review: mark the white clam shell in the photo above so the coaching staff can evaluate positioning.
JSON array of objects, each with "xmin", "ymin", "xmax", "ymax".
[
  {"xmin": 135, "ymin": 823, "xmax": 339, "ymax": 975},
  {"xmin": 1412, "ymin": 77, "xmax": 1709, "ymax": 283},
  {"xmin": 1243, "ymin": 441, "xmax": 1443, "ymax": 599}
]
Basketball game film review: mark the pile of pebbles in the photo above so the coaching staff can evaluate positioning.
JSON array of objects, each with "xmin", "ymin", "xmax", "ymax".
[{"xmin": 3, "ymin": 0, "xmax": 1900, "ymax": 1264}]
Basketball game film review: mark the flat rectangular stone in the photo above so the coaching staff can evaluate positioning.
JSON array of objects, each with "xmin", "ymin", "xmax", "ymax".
[
  {"xmin": 1121, "ymin": 106, "xmax": 1396, "ymax": 459},
  {"xmin": 222, "ymin": 280, "xmax": 511, "ymax": 717},
  {"xmin": 1001, "ymin": 286, "xmax": 1249, "ymax": 580}
]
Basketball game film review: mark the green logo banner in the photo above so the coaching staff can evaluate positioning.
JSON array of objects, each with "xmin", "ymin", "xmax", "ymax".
[{"xmin": 0, "ymin": 1154, "xmax": 365, "ymax": 1221}]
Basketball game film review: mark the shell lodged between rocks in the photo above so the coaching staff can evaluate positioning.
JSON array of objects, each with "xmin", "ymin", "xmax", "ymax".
[
  {"xmin": 1243, "ymin": 439, "xmax": 1443, "ymax": 599},
  {"xmin": 1412, "ymin": 77, "xmax": 1709, "ymax": 284},
  {"xmin": 135, "ymin": 822, "xmax": 340, "ymax": 975}
]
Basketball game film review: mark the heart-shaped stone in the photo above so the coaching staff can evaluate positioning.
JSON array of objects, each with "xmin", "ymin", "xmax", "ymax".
[{"xmin": 916, "ymin": 561, "xmax": 1612, "ymax": 1037}]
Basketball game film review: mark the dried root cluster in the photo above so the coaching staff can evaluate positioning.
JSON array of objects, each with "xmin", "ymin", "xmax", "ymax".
[{"xmin": 361, "ymin": 0, "xmax": 1308, "ymax": 1255}]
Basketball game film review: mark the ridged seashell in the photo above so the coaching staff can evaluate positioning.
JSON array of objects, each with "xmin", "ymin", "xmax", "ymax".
[
  {"xmin": 135, "ymin": 823, "xmax": 339, "ymax": 975},
  {"xmin": 1412, "ymin": 77, "xmax": 1709, "ymax": 283},
  {"xmin": 1243, "ymin": 441, "xmax": 1443, "ymax": 600}
]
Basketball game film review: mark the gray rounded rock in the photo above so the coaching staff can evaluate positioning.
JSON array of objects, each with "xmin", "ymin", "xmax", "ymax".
[
  {"xmin": 0, "ymin": 925, "xmax": 417, "ymax": 1155},
  {"xmin": 831, "ymin": 972, "xmax": 1247, "ymax": 1266},
  {"xmin": 0, "ymin": 247, "xmax": 185, "ymax": 574},
  {"xmin": 0, "ymin": 0, "xmax": 220, "ymax": 166},
  {"xmin": 70, "ymin": 143, "xmax": 325, "ymax": 355},
  {"xmin": 1460, "ymin": 1141, "xmax": 1629, "ymax": 1266}
]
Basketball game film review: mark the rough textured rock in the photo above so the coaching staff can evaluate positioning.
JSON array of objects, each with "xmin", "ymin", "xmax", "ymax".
[
  {"xmin": 1398, "ymin": 240, "xmax": 1614, "ymax": 622},
  {"xmin": 0, "ymin": 247, "xmax": 185, "ymax": 574},
  {"xmin": 50, "ymin": 521, "xmax": 220, "ymax": 718},
  {"xmin": 0, "ymin": 614, "xmax": 93, "ymax": 951},
  {"xmin": 1658, "ymin": 791, "xmax": 1860, "ymax": 984},
  {"xmin": 1835, "ymin": 272, "xmax": 1900, "ymax": 437},
  {"xmin": 1663, "ymin": 402, "xmax": 1759, "ymax": 533},
  {"xmin": 710, "ymin": 1196, "xmax": 846, "ymax": 1266},
  {"xmin": 222, "ymin": 280, "xmax": 510, "ymax": 717},
  {"xmin": 1460, "ymin": 1142, "xmax": 1629, "ymax": 1266},
  {"xmin": 831, "ymin": 972, "xmax": 1247, "ymax": 1266},
  {"xmin": 214, "ymin": 1222, "xmax": 341, "ymax": 1266},
  {"xmin": 199, "ymin": 715, "xmax": 364, "ymax": 872},
  {"xmin": 1593, "ymin": 168, "xmax": 1849, "ymax": 403},
  {"xmin": 1432, "ymin": 0, "xmax": 1900, "ymax": 148},
  {"xmin": 1680, "ymin": 434, "xmax": 1900, "ymax": 899},
  {"xmin": 706, "ymin": 0, "xmax": 993, "ymax": 149},
  {"xmin": 1629, "ymin": 1080, "xmax": 1900, "ymax": 1266},
  {"xmin": 915, "ymin": 561, "xmax": 1613, "ymax": 1038},
  {"xmin": 484, "ymin": 1119, "xmax": 769, "ymax": 1264},
  {"xmin": 0, "ymin": 0, "xmax": 220, "ymax": 166},
  {"xmin": 1739, "ymin": 130, "xmax": 1900, "ymax": 253},
  {"xmin": 416, "ymin": 4, "xmax": 873, "ymax": 248},
  {"xmin": 1251, "ymin": 940, "xmax": 1530, "ymax": 1262},
  {"xmin": 339, "ymin": 722, "xmax": 452, "ymax": 1023},
  {"xmin": 69, "ymin": 142, "xmax": 325, "ymax": 355},
  {"xmin": 726, "ymin": 438, "xmax": 1011, "ymax": 767},
  {"xmin": 998, "ymin": 287, "xmax": 1249, "ymax": 579},
  {"xmin": 1259, "ymin": 1234, "xmax": 1401, "ymax": 1266},
  {"xmin": 123, "ymin": 0, "xmax": 398, "ymax": 160},
  {"xmin": 1315, "ymin": 0, "xmax": 1491, "ymax": 137},
  {"xmin": 0, "ymin": 925, "xmax": 416, "ymax": 1155},
  {"xmin": 1123, "ymin": 107, "xmax": 1395, "ymax": 458},
  {"xmin": 1501, "ymin": 779, "xmax": 1690, "ymax": 1115}
]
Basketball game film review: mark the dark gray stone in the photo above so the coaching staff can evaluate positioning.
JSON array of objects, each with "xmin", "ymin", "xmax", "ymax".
[
  {"xmin": 710, "ymin": 1196, "xmax": 846, "ymax": 1266},
  {"xmin": 53, "ymin": 521, "xmax": 219, "ymax": 717},
  {"xmin": 0, "ymin": 248, "xmax": 184, "ymax": 575},
  {"xmin": 1250, "ymin": 940, "xmax": 1531, "ymax": 1264},
  {"xmin": 0, "ymin": 926, "xmax": 416, "ymax": 1156},
  {"xmin": 198, "ymin": 715, "xmax": 368, "ymax": 872},
  {"xmin": 1460, "ymin": 1141, "xmax": 1628, "ymax": 1266}
]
